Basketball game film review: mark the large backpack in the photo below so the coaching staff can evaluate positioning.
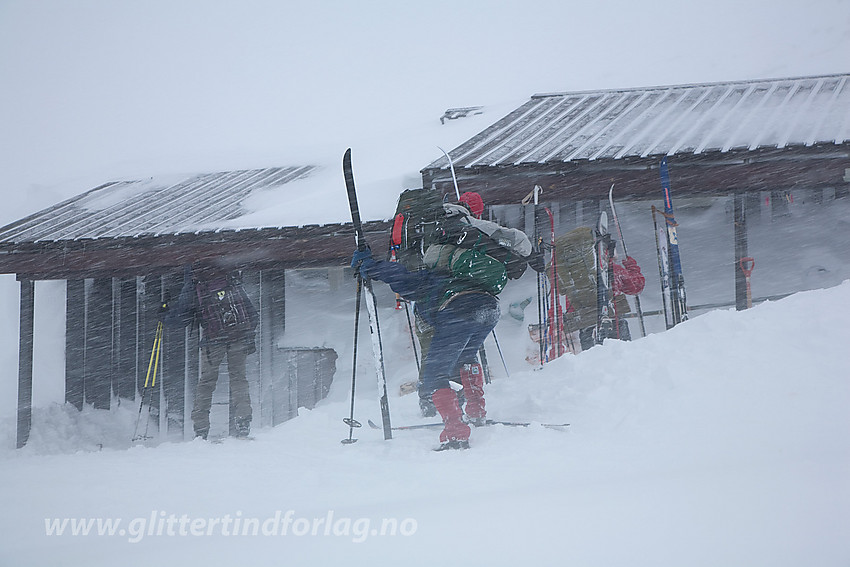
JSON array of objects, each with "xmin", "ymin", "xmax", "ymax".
[
  {"xmin": 390, "ymin": 189, "xmax": 525, "ymax": 296},
  {"xmin": 550, "ymin": 227, "xmax": 601, "ymax": 327},
  {"xmin": 195, "ymin": 275, "xmax": 256, "ymax": 341},
  {"xmin": 388, "ymin": 188, "xmax": 446, "ymax": 271}
]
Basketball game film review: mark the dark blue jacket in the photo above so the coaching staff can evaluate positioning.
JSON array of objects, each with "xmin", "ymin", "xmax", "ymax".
[{"xmin": 362, "ymin": 259, "xmax": 459, "ymax": 327}]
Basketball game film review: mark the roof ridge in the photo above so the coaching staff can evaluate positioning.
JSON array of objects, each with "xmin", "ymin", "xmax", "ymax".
[{"xmin": 531, "ymin": 72, "xmax": 850, "ymax": 99}]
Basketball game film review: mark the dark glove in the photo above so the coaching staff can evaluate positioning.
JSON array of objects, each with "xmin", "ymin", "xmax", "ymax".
[
  {"xmin": 528, "ymin": 249, "xmax": 547, "ymax": 273},
  {"xmin": 350, "ymin": 247, "xmax": 375, "ymax": 279}
]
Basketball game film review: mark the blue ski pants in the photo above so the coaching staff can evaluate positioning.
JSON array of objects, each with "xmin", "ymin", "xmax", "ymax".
[{"xmin": 418, "ymin": 292, "xmax": 500, "ymax": 397}]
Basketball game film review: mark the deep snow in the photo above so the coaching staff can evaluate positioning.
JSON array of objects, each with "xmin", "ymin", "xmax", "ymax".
[{"xmin": 1, "ymin": 279, "xmax": 848, "ymax": 566}]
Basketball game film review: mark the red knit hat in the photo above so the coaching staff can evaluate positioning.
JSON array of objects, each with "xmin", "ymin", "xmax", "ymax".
[{"xmin": 459, "ymin": 191, "xmax": 484, "ymax": 219}]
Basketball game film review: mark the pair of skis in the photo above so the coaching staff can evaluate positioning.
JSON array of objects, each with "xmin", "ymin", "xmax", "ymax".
[
  {"xmin": 653, "ymin": 158, "xmax": 688, "ymax": 329},
  {"xmin": 598, "ymin": 185, "xmax": 650, "ymax": 342},
  {"xmin": 590, "ymin": 185, "xmax": 652, "ymax": 346}
]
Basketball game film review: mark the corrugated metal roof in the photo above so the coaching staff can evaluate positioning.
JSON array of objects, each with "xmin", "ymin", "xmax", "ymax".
[
  {"xmin": 0, "ymin": 166, "xmax": 315, "ymax": 245},
  {"xmin": 427, "ymin": 73, "xmax": 850, "ymax": 170}
]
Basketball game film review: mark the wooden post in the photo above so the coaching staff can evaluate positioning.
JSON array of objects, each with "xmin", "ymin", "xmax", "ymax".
[
  {"xmin": 115, "ymin": 277, "xmax": 138, "ymax": 401},
  {"xmin": 17, "ymin": 279, "xmax": 34, "ymax": 449},
  {"xmin": 65, "ymin": 279, "xmax": 86, "ymax": 410},
  {"xmin": 163, "ymin": 272, "xmax": 186, "ymax": 438},
  {"xmin": 85, "ymin": 278, "xmax": 113, "ymax": 409},
  {"xmin": 142, "ymin": 275, "xmax": 162, "ymax": 424},
  {"xmin": 261, "ymin": 269, "xmax": 288, "ymax": 425},
  {"xmin": 733, "ymin": 193, "xmax": 749, "ymax": 311}
]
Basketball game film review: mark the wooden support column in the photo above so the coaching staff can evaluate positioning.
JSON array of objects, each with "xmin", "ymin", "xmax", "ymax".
[
  {"xmin": 65, "ymin": 279, "xmax": 86, "ymax": 410},
  {"xmin": 85, "ymin": 278, "xmax": 113, "ymax": 409},
  {"xmin": 141, "ymin": 275, "xmax": 162, "ymax": 421},
  {"xmin": 115, "ymin": 277, "xmax": 138, "ymax": 401},
  {"xmin": 185, "ymin": 318, "xmax": 199, "ymax": 438},
  {"xmin": 17, "ymin": 279, "xmax": 34, "ymax": 448},
  {"xmin": 259, "ymin": 269, "xmax": 286, "ymax": 426},
  {"xmin": 733, "ymin": 193, "xmax": 749, "ymax": 311},
  {"xmin": 162, "ymin": 272, "xmax": 186, "ymax": 438}
]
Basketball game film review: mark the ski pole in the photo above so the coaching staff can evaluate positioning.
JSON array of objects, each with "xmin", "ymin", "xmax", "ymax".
[
  {"xmin": 402, "ymin": 300, "xmax": 420, "ymax": 372},
  {"xmin": 342, "ymin": 277, "xmax": 364, "ymax": 444},
  {"xmin": 133, "ymin": 320, "xmax": 163, "ymax": 442},
  {"xmin": 491, "ymin": 330, "xmax": 509, "ymax": 378}
]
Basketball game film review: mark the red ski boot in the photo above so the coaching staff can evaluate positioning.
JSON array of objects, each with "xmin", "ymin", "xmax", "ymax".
[
  {"xmin": 431, "ymin": 388, "xmax": 470, "ymax": 450},
  {"xmin": 460, "ymin": 363, "xmax": 486, "ymax": 425}
]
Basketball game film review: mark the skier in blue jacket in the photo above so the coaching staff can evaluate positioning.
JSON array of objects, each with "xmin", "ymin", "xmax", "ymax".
[{"xmin": 351, "ymin": 248, "xmax": 499, "ymax": 449}]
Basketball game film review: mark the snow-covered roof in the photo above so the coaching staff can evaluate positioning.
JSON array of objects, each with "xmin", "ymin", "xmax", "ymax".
[
  {"xmin": 0, "ymin": 166, "xmax": 315, "ymax": 245},
  {"xmin": 426, "ymin": 73, "xmax": 850, "ymax": 170}
]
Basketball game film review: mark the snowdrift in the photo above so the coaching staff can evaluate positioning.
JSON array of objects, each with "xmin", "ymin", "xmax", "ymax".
[{"xmin": 1, "ymin": 282, "xmax": 848, "ymax": 566}]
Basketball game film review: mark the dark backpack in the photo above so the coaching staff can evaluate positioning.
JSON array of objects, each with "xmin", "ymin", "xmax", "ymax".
[
  {"xmin": 195, "ymin": 276, "xmax": 256, "ymax": 341},
  {"xmin": 388, "ymin": 188, "xmax": 446, "ymax": 271}
]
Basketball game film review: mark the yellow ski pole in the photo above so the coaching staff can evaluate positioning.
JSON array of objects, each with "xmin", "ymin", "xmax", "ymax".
[{"xmin": 133, "ymin": 321, "xmax": 163, "ymax": 441}]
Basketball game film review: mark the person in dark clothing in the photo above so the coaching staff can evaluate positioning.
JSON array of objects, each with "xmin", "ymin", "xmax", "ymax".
[{"xmin": 170, "ymin": 262, "xmax": 258, "ymax": 440}]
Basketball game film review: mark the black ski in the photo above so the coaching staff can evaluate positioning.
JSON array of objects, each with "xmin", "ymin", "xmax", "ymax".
[
  {"xmin": 368, "ymin": 419, "xmax": 568, "ymax": 431},
  {"xmin": 660, "ymin": 158, "xmax": 688, "ymax": 325},
  {"xmin": 343, "ymin": 149, "xmax": 392, "ymax": 440},
  {"xmin": 595, "ymin": 212, "xmax": 615, "ymax": 344}
]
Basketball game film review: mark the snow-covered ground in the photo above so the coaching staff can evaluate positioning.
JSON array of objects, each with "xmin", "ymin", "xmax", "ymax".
[{"xmin": 1, "ymin": 280, "xmax": 848, "ymax": 566}]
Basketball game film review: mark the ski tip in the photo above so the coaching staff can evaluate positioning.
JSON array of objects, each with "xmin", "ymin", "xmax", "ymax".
[{"xmin": 367, "ymin": 419, "xmax": 381, "ymax": 430}]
